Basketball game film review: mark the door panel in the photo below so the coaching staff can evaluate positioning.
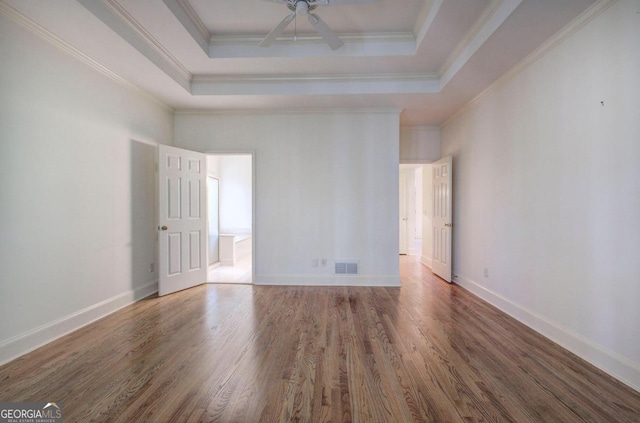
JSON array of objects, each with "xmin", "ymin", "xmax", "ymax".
[
  {"xmin": 158, "ymin": 145, "xmax": 207, "ymax": 296},
  {"xmin": 432, "ymin": 156, "xmax": 452, "ymax": 282}
]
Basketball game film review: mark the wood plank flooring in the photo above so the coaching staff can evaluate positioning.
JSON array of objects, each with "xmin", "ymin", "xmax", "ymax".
[{"xmin": 1, "ymin": 256, "xmax": 639, "ymax": 422}]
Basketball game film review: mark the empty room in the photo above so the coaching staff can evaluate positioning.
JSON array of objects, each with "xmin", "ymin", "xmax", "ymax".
[{"xmin": 1, "ymin": 0, "xmax": 639, "ymax": 421}]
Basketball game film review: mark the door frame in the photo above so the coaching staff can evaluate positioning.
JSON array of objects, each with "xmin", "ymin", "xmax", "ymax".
[
  {"xmin": 207, "ymin": 175, "xmax": 221, "ymax": 268},
  {"xmin": 399, "ymin": 161, "xmax": 438, "ymax": 269},
  {"xmin": 205, "ymin": 150, "xmax": 256, "ymax": 285}
]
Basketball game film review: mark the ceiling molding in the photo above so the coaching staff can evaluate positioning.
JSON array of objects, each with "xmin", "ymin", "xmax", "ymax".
[
  {"xmin": 402, "ymin": 125, "xmax": 440, "ymax": 131},
  {"xmin": 441, "ymin": 0, "xmax": 618, "ymax": 129},
  {"xmin": 0, "ymin": 0, "xmax": 173, "ymax": 112},
  {"xmin": 161, "ymin": 0, "xmax": 210, "ymax": 54},
  {"xmin": 208, "ymin": 33, "xmax": 416, "ymax": 58},
  {"xmin": 414, "ymin": 0, "xmax": 443, "ymax": 48},
  {"xmin": 77, "ymin": 0, "xmax": 193, "ymax": 91},
  {"xmin": 438, "ymin": 0, "xmax": 502, "ymax": 77},
  {"xmin": 162, "ymin": 0, "xmax": 418, "ymax": 59},
  {"xmin": 438, "ymin": 0, "xmax": 524, "ymax": 89},
  {"xmin": 192, "ymin": 73, "xmax": 440, "ymax": 83},
  {"xmin": 191, "ymin": 72, "xmax": 439, "ymax": 96},
  {"xmin": 175, "ymin": 107, "xmax": 403, "ymax": 116}
]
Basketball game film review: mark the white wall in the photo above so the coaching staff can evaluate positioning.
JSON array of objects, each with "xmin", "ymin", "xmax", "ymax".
[
  {"xmin": 219, "ymin": 155, "xmax": 252, "ymax": 234},
  {"xmin": 175, "ymin": 111, "xmax": 401, "ymax": 286},
  {"xmin": 441, "ymin": 0, "xmax": 640, "ymax": 391},
  {"xmin": 0, "ymin": 13, "xmax": 173, "ymax": 363},
  {"xmin": 414, "ymin": 166, "xmax": 423, "ymax": 242},
  {"xmin": 400, "ymin": 126, "xmax": 440, "ymax": 162}
]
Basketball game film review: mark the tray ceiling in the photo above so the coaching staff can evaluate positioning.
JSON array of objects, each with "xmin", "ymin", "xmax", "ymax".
[{"xmin": 1, "ymin": 0, "xmax": 604, "ymax": 125}]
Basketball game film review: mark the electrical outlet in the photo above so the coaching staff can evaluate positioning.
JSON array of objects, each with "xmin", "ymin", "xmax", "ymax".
[
  {"xmin": 149, "ymin": 263, "xmax": 155, "ymax": 273},
  {"xmin": 312, "ymin": 259, "xmax": 319, "ymax": 268},
  {"xmin": 484, "ymin": 268, "xmax": 489, "ymax": 278},
  {"xmin": 321, "ymin": 258, "xmax": 327, "ymax": 267}
]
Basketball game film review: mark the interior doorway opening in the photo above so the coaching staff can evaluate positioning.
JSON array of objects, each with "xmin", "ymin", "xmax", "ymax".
[
  {"xmin": 206, "ymin": 153, "xmax": 253, "ymax": 284},
  {"xmin": 399, "ymin": 163, "xmax": 434, "ymax": 269}
]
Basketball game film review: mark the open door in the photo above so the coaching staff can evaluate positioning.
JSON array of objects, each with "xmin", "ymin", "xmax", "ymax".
[
  {"xmin": 158, "ymin": 145, "xmax": 207, "ymax": 296},
  {"xmin": 432, "ymin": 156, "xmax": 452, "ymax": 283}
]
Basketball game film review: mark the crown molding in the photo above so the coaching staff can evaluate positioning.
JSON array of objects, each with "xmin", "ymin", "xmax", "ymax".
[
  {"xmin": 161, "ymin": 0, "xmax": 210, "ymax": 53},
  {"xmin": 192, "ymin": 72, "xmax": 439, "ymax": 84},
  {"xmin": 0, "ymin": 0, "xmax": 173, "ymax": 112},
  {"xmin": 101, "ymin": 0, "xmax": 192, "ymax": 82},
  {"xmin": 76, "ymin": 0, "xmax": 192, "ymax": 91},
  {"xmin": 210, "ymin": 31, "xmax": 414, "ymax": 46},
  {"xmin": 441, "ymin": 0, "xmax": 619, "ymax": 129},
  {"xmin": 191, "ymin": 72, "xmax": 440, "ymax": 96},
  {"xmin": 439, "ymin": 0, "xmax": 524, "ymax": 90},
  {"xmin": 176, "ymin": 0, "xmax": 210, "ymax": 41},
  {"xmin": 414, "ymin": 0, "xmax": 443, "ymax": 48},
  {"xmin": 208, "ymin": 32, "xmax": 416, "ymax": 58},
  {"xmin": 438, "ymin": 0, "xmax": 502, "ymax": 77},
  {"xmin": 175, "ymin": 107, "xmax": 403, "ymax": 117},
  {"xmin": 401, "ymin": 124, "xmax": 441, "ymax": 131}
]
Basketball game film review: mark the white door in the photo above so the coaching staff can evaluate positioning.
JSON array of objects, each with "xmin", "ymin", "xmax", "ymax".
[
  {"xmin": 399, "ymin": 171, "xmax": 408, "ymax": 255},
  {"xmin": 158, "ymin": 145, "xmax": 207, "ymax": 296},
  {"xmin": 432, "ymin": 156, "xmax": 453, "ymax": 282}
]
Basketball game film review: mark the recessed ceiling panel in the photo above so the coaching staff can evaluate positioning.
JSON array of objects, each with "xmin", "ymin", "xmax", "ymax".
[{"xmin": 189, "ymin": 0, "xmax": 427, "ymax": 36}]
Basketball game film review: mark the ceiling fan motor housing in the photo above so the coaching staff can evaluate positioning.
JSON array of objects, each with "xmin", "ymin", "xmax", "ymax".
[{"xmin": 287, "ymin": 1, "xmax": 317, "ymax": 15}]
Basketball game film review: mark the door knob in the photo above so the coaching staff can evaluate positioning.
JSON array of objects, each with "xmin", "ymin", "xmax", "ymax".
[{"xmin": 160, "ymin": 226, "xmax": 168, "ymax": 231}]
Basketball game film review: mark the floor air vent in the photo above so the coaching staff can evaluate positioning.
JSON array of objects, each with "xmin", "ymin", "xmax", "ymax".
[{"xmin": 335, "ymin": 261, "xmax": 358, "ymax": 275}]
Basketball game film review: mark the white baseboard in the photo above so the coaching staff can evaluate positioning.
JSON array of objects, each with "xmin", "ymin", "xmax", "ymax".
[
  {"xmin": 255, "ymin": 274, "xmax": 401, "ymax": 287},
  {"xmin": 453, "ymin": 273, "xmax": 640, "ymax": 393},
  {"xmin": 0, "ymin": 281, "xmax": 158, "ymax": 366},
  {"xmin": 421, "ymin": 255, "xmax": 432, "ymax": 269}
]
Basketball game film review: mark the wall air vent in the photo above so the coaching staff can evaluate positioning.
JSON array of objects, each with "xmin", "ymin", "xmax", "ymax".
[{"xmin": 335, "ymin": 261, "xmax": 358, "ymax": 275}]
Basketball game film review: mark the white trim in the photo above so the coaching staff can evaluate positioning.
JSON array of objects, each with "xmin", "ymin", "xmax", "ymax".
[
  {"xmin": 0, "ymin": 1, "xmax": 173, "ymax": 113},
  {"xmin": 208, "ymin": 33, "xmax": 416, "ymax": 59},
  {"xmin": 0, "ymin": 281, "xmax": 158, "ymax": 366},
  {"xmin": 441, "ymin": 0, "xmax": 618, "ymax": 128},
  {"xmin": 421, "ymin": 256, "xmax": 432, "ymax": 269},
  {"xmin": 161, "ymin": 0, "xmax": 210, "ymax": 54},
  {"xmin": 453, "ymin": 273, "xmax": 640, "ymax": 393},
  {"xmin": 414, "ymin": 0, "xmax": 443, "ymax": 47},
  {"xmin": 102, "ymin": 0, "xmax": 192, "ymax": 81},
  {"xmin": 191, "ymin": 73, "xmax": 439, "ymax": 96},
  {"xmin": 255, "ymin": 274, "xmax": 401, "ymax": 287},
  {"xmin": 176, "ymin": 107, "xmax": 403, "ymax": 116},
  {"xmin": 192, "ymin": 72, "xmax": 439, "ymax": 84},
  {"xmin": 77, "ymin": 0, "xmax": 192, "ymax": 91},
  {"xmin": 438, "ymin": 0, "xmax": 503, "ymax": 77},
  {"xmin": 439, "ymin": 0, "xmax": 524, "ymax": 90}
]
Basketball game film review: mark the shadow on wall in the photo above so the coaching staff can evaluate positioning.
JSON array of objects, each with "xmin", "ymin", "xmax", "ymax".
[{"xmin": 130, "ymin": 140, "xmax": 158, "ymax": 291}]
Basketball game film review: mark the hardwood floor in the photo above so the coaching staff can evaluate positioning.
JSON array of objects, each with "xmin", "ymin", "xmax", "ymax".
[{"xmin": 1, "ymin": 256, "xmax": 639, "ymax": 422}]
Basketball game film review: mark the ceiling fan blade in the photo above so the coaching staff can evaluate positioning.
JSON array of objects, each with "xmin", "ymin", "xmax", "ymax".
[
  {"xmin": 308, "ymin": 13, "xmax": 344, "ymax": 50},
  {"xmin": 260, "ymin": 13, "xmax": 295, "ymax": 47}
]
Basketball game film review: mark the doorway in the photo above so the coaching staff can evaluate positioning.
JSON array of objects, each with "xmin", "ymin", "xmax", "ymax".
[
  {"xmin": 399, "ymin": 164, "xmax": 433, "ymax": 268},
  {"xmin": 206, "ymin": 153, "xmax": 253, "ymax": 284}
]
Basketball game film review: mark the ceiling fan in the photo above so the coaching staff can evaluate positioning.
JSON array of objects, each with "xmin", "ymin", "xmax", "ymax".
[{"xmin": 259, "ymin": 0, "xmax": 379, "ymax": 50}]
